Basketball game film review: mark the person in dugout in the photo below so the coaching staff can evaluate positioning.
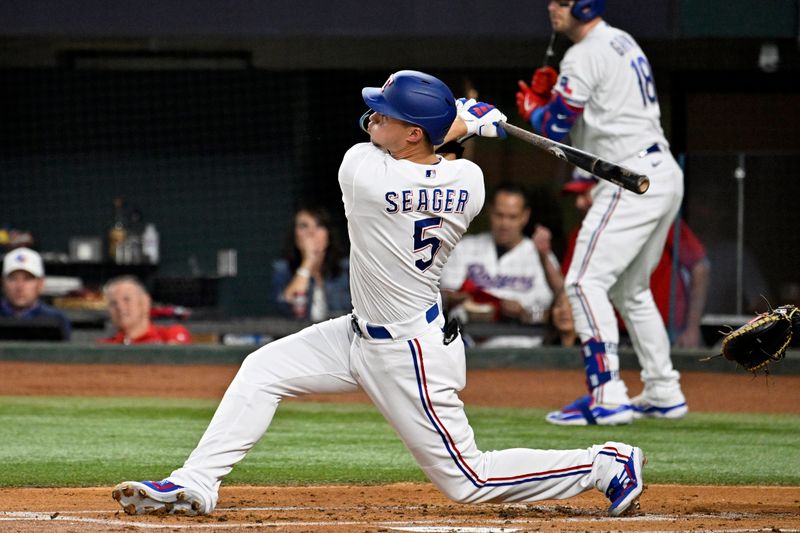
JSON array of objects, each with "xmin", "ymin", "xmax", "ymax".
[{"xmin": 99, "ymin": 275, "xmax": 191, "ymax": 345}]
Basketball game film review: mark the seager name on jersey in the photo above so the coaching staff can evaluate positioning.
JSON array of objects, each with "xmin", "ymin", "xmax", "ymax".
[{"xmin": 385, "ymin": 188, "xmax": 470, "ymax": 214}]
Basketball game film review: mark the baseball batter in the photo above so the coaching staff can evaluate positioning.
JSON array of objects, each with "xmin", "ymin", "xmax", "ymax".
[
  {"xmin": 517, "ymin": 0, "xmax": 687, "ymax": 425},
  {"xmin": 113, "ymin": 70, "xmax": 645, "ymax": 517}
]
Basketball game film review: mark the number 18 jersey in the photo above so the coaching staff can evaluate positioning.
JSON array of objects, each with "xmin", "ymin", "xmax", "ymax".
[
  {"xmin": 556, "ymin": 21, "xmax": 669, "ymax": 162},
  {"xmin": 338, "ymin": 142, "xmax": 485, "ymax": 324}
]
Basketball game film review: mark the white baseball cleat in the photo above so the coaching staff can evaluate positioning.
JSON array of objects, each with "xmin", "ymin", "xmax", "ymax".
[
  {"xmin": 630, "ymin": 393, "xmax": 688, "ymax": 420},
  {"xmin": 112, "ymin": 480, "xmax": 208, "ymax": 516}
]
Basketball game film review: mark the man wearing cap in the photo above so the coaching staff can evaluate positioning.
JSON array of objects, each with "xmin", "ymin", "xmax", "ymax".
[{"xmin": 1, "ymin": 247, "xmax": 72, "ymax": 340}]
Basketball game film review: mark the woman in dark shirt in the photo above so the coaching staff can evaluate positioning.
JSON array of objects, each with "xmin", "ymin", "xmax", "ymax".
[{"xmin": 271, "ymin": 204, "xmax": 350, "ymax": 321}]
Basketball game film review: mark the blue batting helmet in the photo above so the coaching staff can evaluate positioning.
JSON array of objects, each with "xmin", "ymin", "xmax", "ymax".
[
  {"xmin": 571, "ymin": 0, "xmax": 605, "ymax": 22},
  {"xmin": 361, "ymin": 70, "xmax": 456, "ymax": 146}
]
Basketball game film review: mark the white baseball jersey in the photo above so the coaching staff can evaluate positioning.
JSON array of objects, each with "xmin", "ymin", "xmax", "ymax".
[
  {"xmin": 555, "ymin": 21, "xmax": 669, "ymax": 162},
  {"xmin": 441, "ymin": 232, "xmax": 558, "ymax": 322},
  {"xmin": 339, "ymin": 142, "xmax": 485, "ymax": 324}
]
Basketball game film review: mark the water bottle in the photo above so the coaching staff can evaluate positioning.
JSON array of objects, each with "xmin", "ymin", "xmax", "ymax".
[
  {"xmin": 142, "ymin": 223, "xmax": 160, "ymax": 264},
  {"xmin": 108, "ymin": 197, "xmax": 127, "ymax": 262}
]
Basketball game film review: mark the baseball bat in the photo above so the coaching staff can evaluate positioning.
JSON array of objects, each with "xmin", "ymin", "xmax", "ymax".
[{"xmin": 499, "ymin": 121, "xmax": 650, "ymax": 194}]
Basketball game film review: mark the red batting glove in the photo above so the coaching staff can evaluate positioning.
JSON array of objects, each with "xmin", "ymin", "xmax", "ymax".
[
  {"xmin": 532, "ymin": 66, "xmax": 558, "ymax": 95},
  {"xmin": 516, "ymin": 67, "xmax": 558, "ymax": 122},
  {"xmin": 516, "ymin": 80, "xmax": 548, "ymax": 121}
]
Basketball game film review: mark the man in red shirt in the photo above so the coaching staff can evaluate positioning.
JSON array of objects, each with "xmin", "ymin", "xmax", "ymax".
[
  {"xmin": 99, "ymin": 275, "xmax": 191, "ymax": 345},
  {"xmin": 561, "ymin": 171, "xmax": 710, "ymax": 348}
]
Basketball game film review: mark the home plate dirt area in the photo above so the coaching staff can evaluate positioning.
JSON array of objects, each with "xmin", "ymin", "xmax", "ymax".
[
  {"xmin": 1, "ymin": 484, "xmax": 799, "ymax": 532},
  {"xmin": 1, "ymin": 362, "xmax": 799, "ymax": 532}
]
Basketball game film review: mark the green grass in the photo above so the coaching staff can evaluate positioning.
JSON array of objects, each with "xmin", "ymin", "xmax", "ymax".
[{"xmin": 1, "ymin": 396, "xmax": 798, "ymax": 487}]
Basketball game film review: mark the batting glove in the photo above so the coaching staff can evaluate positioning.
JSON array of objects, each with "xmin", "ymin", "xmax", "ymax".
[
  {"xmin": 456, "ymin": 98, "xmax": 507, "ymax": 141},
  {"xmin": 532, "ymin": 66, "xmax": 558, "ymax": 95},
  {"xmin": 516, "ymin": 66, "xmax": 558, "ymax": 121}
]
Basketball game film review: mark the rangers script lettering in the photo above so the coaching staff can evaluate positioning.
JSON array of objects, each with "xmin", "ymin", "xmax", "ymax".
[
  {"xmin": 466, "ymin": 264, "xmax": 535, "ymax": 292},
  {"xmin": 385, "ymin": 188, "xmax": 470, "ymax": 214}
]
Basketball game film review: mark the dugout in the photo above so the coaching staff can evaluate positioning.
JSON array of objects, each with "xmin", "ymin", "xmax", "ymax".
[{"xmin": 1, "ymin": 0, "xmax": 798, "ymax": 327}]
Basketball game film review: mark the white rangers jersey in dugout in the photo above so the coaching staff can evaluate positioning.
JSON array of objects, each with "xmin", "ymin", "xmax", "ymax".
[
  {"xmin": 440, "ymin": 233, "xmax": 558, "ymax": 322},
  {"xmin": 339, "ymin": 142, "xmax": 485, "ymax": 324},
  {"xmin": 556, "ymin": 21, "xmax": 669, "ymax": 162}
]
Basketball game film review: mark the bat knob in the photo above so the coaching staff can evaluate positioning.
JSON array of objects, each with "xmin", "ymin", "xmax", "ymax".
[{"xmin": 637, "ymin": 176, "xmax": 650, "ymax": 194}]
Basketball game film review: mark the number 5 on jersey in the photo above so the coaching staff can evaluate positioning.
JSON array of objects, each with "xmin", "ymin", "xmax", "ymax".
[{"xmin": 414, "ymin": 217, "xmax": 443, "ymax": 272}]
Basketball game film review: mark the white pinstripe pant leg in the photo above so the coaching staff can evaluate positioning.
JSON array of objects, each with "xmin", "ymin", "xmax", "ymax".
[
  {"xmin": 352, "ymin": 324, "xmax": 621, "ymax": 504},
  {"xmin": 565, "ymin": 151, "xmax": 683, "ymax": 402},
  {"xmin": 610, "ymin": 154, "xmax": 684, "ymax": 399},
  {"xmin": 170, "ymin": 316, "xmax": 357, "ymax": 510}
]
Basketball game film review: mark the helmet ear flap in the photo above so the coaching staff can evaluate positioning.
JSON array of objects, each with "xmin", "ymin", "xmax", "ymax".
[{"xmin": 571, "ymin": 0, "xmax": 605, "ymax": 22}]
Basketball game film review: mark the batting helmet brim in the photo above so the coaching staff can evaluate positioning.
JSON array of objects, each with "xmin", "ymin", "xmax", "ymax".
[{"xmin": 361, "ymin": 88, "xmax": 398, "ymax": 121}]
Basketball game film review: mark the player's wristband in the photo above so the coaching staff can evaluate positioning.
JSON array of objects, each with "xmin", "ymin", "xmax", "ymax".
[{"xmin": 296, "ymin": 267, "xmax": 311, "ymax": 279}]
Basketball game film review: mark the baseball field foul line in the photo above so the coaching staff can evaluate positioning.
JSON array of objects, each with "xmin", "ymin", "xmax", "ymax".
[
  {"xmin": 0, "ymin": 513, "xmax": 521, "ymax": 531},
  {"xmin": 2, "ymin": 510, "xmax": 800, "ymax": 533}
]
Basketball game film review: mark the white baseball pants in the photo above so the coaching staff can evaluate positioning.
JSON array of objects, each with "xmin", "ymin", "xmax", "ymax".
[
  {"xmin": 566, "ymin": 144, "xmax": 684, "ymax": 402},
  {"xmin": 169, "ymin": 314, "xmax": 629, "ymax": 510},
  {"xmin": 565, "ymin": 143, "xmax": 683, "ymax": 403}
]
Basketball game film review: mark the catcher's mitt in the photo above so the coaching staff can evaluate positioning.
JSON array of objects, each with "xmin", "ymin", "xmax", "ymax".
[{"xmin": 718, "ymin": 304, "xmax": 799, "ymax": 373}]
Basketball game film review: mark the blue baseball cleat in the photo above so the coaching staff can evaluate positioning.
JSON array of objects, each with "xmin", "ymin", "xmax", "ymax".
[
  {"xmin": 605, "ymin": 447, "xmax": 646, "ymax": 516},
  {"xmin": 545, "ymin": 394, "xmax": 634, "ymax": 426},
  {"xmin": 112, "ymin": 479, "xmax": 207, "ymax": 516}
]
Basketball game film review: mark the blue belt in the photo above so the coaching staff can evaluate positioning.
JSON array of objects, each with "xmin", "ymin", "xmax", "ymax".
[
  {"xmin": 353, "ymin": 302, "xmax": 439, "ymax": 340},
  {"xmin": 638, "ymin": 143, "xmax": 661, "ymax": 157}
]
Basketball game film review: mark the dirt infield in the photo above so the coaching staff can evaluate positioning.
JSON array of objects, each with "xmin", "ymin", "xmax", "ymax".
[
  {"xmin": 2, "ymin": 361, "xmax": 800, "ymax": 412},
  {"xmin": 2, "ymin": 362, "xmax": 800, "ymax": 532},
  {"xmin": 2, "ymin": 484, "xmax": 799, "ymax": 532}
]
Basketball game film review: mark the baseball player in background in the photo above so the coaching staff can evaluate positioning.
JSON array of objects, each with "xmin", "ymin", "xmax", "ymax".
[
  {"xmin": 113, "ymin": 70, "xmax": 645, "ymax": 517},
  {"xmin": 516, "ymin": 0, "xmax": 687, "ymax": 425},
  {"xmin": 440, "ymin": 183, "xmax": 563, "ymax": 348}
]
